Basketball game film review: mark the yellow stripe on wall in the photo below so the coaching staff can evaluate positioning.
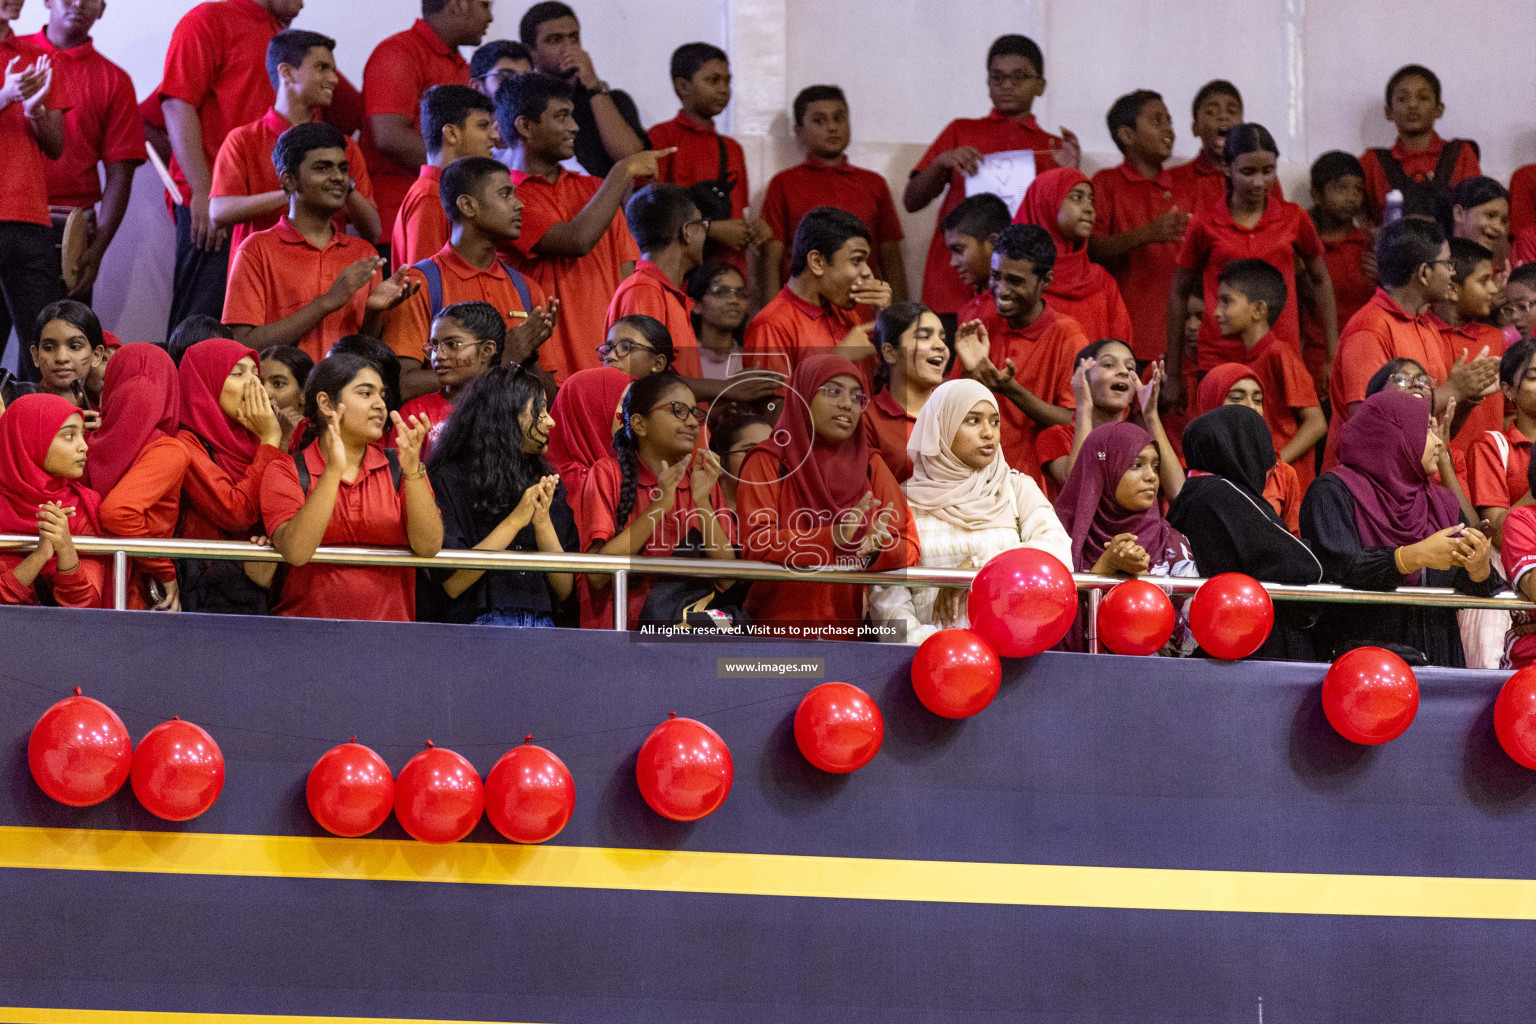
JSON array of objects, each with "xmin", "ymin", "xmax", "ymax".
[
  {"xmin": 4, "ymin": 824, "xmax": 1536, "ymax": 920},
  {"xmin": 0, "ymin": 1011, "xmax": 546, "ymax": 1024}
]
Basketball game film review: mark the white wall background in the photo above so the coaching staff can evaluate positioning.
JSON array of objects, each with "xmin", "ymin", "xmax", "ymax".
[{"xmin": 8, "ymin": 0, "xmax": 1535, "ymax": 349}]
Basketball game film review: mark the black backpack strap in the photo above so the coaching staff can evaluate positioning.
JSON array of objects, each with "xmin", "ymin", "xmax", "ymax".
[
  {"xmin": 385, "ymin": 448, "xmax": 402, "ymax": 489},
  {"xmin": 293, "ymin": 452, "xmax": 310, "ymax": 494},
  {"xmin": 1433, "ymin": 139, "xmax": 1465, "ymax": 185},
  {"xmin": 715, "ymin": 133, "xmax": 730, "ymax": 184},
  {"xmin": 1372, "ymin": 147, "xmax": 1411, "ymax": 192}
]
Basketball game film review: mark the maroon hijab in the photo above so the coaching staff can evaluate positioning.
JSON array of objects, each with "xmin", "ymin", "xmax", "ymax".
[
  {"xmin": 178, "ymin": 338, "xmax": 261, "ymax": 477},
  {"xmin": 1053, "ymin": 421, "xmax": 1185, "ymax": 571},
  {"xmin": 1333, "ymin": 389, "xmax": 1460, "ymax": 553},
  {"xmin": 755, "ymin": 354, "xmax": 873, "ymax": 516},
  {"xmin": 85, "ymin": 343, "xmax": 180, "ymax": 494}
]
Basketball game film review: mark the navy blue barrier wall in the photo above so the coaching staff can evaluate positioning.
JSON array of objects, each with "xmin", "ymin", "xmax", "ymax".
[{"xmin": 3, "ymin": 604, "xmax": 1536, "ymax": 1023}]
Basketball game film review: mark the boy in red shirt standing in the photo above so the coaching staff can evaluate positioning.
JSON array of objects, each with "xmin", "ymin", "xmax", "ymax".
[
  {"xmin": 945, "ymin": 193, "xmax": 1011, "ymax": 320},
  {"xmin": 1466, "ymin": 339, "xmax": 1536, "ymax": 549},
  {"xmin": 606, "ymin": 183, "xmax": 707, "ymax": 378},
  {"xmin": 20, "ymin": 0, "xmax": 144, "ymax": 305},
  {"xmin": 390, "ymin": 84, "xmax": 495, "ymax": 269},
  {"xmin": 1432, "ymin": 238, "xmax": 1507, "ymax": 466},
  {"xmin": 1213, "ymin": 259, "xmax": 1326, "ymax": 486},
  {"xmin": 648, "ymin": 43, "xmax": 769, "ymax": 279},
  {"xmin": 904, "ymin": 35, "xmax": 1078, "ymax": 314},
  {"xmin": 211, "ymin": 30, "xmax": 379, "ymax": 258},
  {"xmin": 1089, "ymin": 90, "xmax": 1189, "ymax": 365},
  {"xmin": 1302, "ymin": 152, "xmax": 1376, "ymax": 394},
  {"xmin": 951, "ymin": 224, "xmax": 1081, "ymax": 484},
  {"xmin": 496, "ymin": 71, "xmax": 663, "ymax": 384},
  {"xmin": 1168, "ymin": 81, "xmax": 1284, "ymax": 216},
  {"xmin": 762, "ymin": 85, "xmax": 905, "ymax": 299},
  {"xmin": 359, "ymin": 0, "xmax": 489, "ymax": 258},
  {"xmin": 1358, "ymin": 65, "xmax": 1480, "ymax": 224},
  {"xmin": 224, "ymin": 123, "xmax": 416, "ymax": 362}
]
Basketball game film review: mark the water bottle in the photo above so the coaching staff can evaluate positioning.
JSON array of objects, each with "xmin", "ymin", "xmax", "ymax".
[{"xmin": 1383, "ymin": 189, "xmax": 1404, "ymax": 226}]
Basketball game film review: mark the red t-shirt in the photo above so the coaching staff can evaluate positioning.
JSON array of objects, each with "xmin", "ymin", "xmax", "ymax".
[
  {"xmin": 1499, "ymin": 506, "xmax": 1536, "ymax": 669},
  {"xmin": 1301, "ymin": 225, "xmax": 1376, "ymax": 382},
  {"xmin": 390, "ymin": 164, "xmax": 446, "ymax": 271},
  {"xmin": 381, "ymin": 242, "xmax": 548, "ymax": 363},
  {"xmin": 0, "ymin": 31, "xmax": 52, "ymax": 225},
  {"xmin": 1034, "ymin": 422, "xmax": 1072, "ymax": 500},
  {"xmin": 761, "ymin": 157, "xmax": 904, "ymax": 282},
  {"xmin": 648, "ymin": 110, "xmax": 749, "ymax": 272},
  {"xmin": 1091, "ymin": 161, "xmax": 1184, "ymax": 362},
  {"xmin": 211, "ymin": 107, "xmax": 375, "ymax": 257},
  {"xmin": 1465, "ymin": 423, "xmax": 1532, "ymax": 511},
  {"xmin": 1359, "ymin": 134, "xmax": 1481, "ymax": 224},
  {"xmin": 862, "ymin": 389, "xmax": 915, "ymax": 483},
  {"xmin": 1176, "ymin": 192, "xmax": 1325, "ymax": 371},
  {"xmin": 501, "ymin": 168, "xmax": 640, "ymax": 384},
  {"xmin": 359, "ymin": 19, "xmax": 470, "ymax": 237},
  {"xmin": 742, "ymin": 285, "xmax": 868, "ymax": 382},
  {"xmin": 19, "ymin": 32, "xmax": 145, "ymax": 209},
  {"xmin": 1241, "ymin": 332, "xmax": 1322, "ymax": 487},
  {"xmin": 223, "ymin": 217, "xmax": 384, "ymax": 363},
  {"xmin": 1166, "ymin": 151, "xmax": 1287, "ymax": 219},
  {"xmin": 913, "ymin": 111, "xmax": 1061, "ymax": 313},
  {"xmin": 261, "ymin": 443, "xmax": 424, "ymax": 621},
  {"xmin": 1510, "ymin": 163, "xmax": 1536, "ymax": 242},
  {"xmin": 1439, "ymin": 319, "xmax": 1509, "ymax": 464},
  {"xmin": 604, "ymin": 259, "xmax": 703, "ymax": 378},
  {"xmin": 158, "ymin": 0, "xmax": 286, "ymax": 205},
  {"xmin": 1513, "ymin": 226, "xmax": 1536, "ymax": 269}
]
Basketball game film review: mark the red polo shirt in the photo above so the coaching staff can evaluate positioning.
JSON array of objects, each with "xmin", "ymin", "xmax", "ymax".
[
  {"xmin": 1438, "ymin": 318, "xmax": 1509, "ymax": 463},
  {"xmin": 1166, "ymin": 152, "xmax": 1286, "ymax": 218},
  {"xmin": 223, "ymin": 217, "xmax": 384, "ymax": 363},
  {"xmin": 0, "ymin": 31, "xmax": 51, "ymax": 226},
  {"xmin": 18, "ymin": 32, "xmax": 145, "ymax": 209},
  {"xmin": 261, "ymin": 443, "xmax": 424, "ymax": 621},
  {"xmin": 1176, "ymin": 192, "xmax": 1325, "ymax": 371},
  {"xmin": 1240, "ymin": 331, "xmax": 1322, "ymax": 487},
  {"xmin": 1465, "ymin": 422, "xmax": 1532, "ymax": 511},
  {"xmin": 604, "ymin": 259, "xmax": 703, "ymax": 378},
  {"xmin": 1301, "ymin": 225, "xmax": 1376, "ymax": 382},
  {"xmin": 1091, "ymin": 161, "xmax": 1184, "ymax": 362},
  {"xmin": 743, "ymin": 285, "xmax": 869, "ymax": 381},
  {"xmin": 382, "ymin": 241, "xmax": 549, "ymax": 361},
  {"xmin": 913, "ymin": 111, "xmax": 1061, "ymax": 313},
  {"xmin": 1510, "ymin": 163, "xmax": 1536, "ymax": 241},
  {"xmin": 390, "ymin": 164, "xmax": 446, "ymax": 271},
  {"xmin": 648, "ymin": 111, "xmax": 750, "ymax": 273},
  {"xmin": 158, "ymin": 0, "xmax": 286, "ymax": 206},
  {"xmin": 212, "ymin": 107, "xmax": 375, "ymax": 256},
  {"xmin": 948, "ymin": 294, "xmax": 1082, "ymax": 484},
  {"xmin": 501, "ymin": 167, "xmax": 640, "ymax": 384},
  {"xmin": 862, "ymin": 389, "xmax": 915, "ymax": 482},
  {"xmin": 360, "ymin": 19, "xmax": 470, "ymax": 237},
  {"xmin": 1359, "ymin": 133, "xmax": 1481, "ymax": 223},
  {"xmin": 761, "ymin": 157, "xmax": 904, "ymax": 282}
]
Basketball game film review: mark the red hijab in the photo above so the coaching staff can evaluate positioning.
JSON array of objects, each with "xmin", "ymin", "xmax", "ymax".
[
  {"xmin": 546, "ymin": 367, "xmax": 633, "ymax": 497},
  {"xmin": 1016, "ymin": 167, "xmax": 1112, "ymax": 302},
  {"xmin": 753, "ymin": 354, "xmax": 873, "ymax": 516},
  {"xmin": 0, "ymin": 394, "xmax": 101, "ymax": 535},
  {"xmin": 178, "ymin": 338, "xmax": 261, "ymax": 476},
  {"xmin": 85, "ymin": 343, "xmax": 179, "ymax": 494},
  {"xmin": 1196, "ymin": 362, "xmax": 1261, "ymax": 416}
]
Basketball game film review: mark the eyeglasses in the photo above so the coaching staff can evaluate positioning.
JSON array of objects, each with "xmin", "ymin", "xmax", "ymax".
[
  {"xmin": 1428, "ymin": 258, "xmax": 1456, "ymax": 271},
  {"xmin": 817, "ymin": 381, "xmax": 870, "ymax": 408},
  {"xmin": 423, "ymin": 338, "xmax": 486, "ymax": 357},
  {"xmin": 649, "ymin": 400, "xmax": 707, "ymax": 424},
  {"xmin": 706, "ymin": 284, "xmax": 748, "ymax": 300},
  {"xmin": 988, "ymin": 70, "xmax": 1040, "ymax": 87},
  {"xmin": 683, "ymin": 217, "xmax": 711, "ymax": 236},
  {"xmin": 1388, "ymin": 372, "xmax": 1433, "ymax": 390},
  {"xmin": 596, "ymin": 337, "xmax": 658, "ymax": 360}
]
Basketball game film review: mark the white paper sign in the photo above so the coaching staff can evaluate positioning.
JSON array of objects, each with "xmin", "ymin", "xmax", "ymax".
[{"xmin": 965, "ymin": 149, "xmax": 1037, "ymax": 215}]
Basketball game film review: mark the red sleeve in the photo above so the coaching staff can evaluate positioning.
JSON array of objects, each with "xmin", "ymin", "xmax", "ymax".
[
  {"xmin": 1051, "ymin": 320, "xmax": 1087, "ymax": 407},
  {"xmin": 159, "ymin": 5, "xmax": 219, "ymax": 108},
  {"xmin": 761, "ymin": 172, "xmax": 789, "ymax": 242},
  {"xmin": 1089, "ymin": 170, "xmax": 1116, "ymax": 236},
  {"xmin": 1509, "ymin": 165, "xmax": 1536, "ymax": 241},
  {"xmin": 260, "ymin": 453, "xmax": 308, "ymax": 536},
  {"xmin": 101, "ymin": 68, "xmax": 148, "ymax": 164},
  {"xmin": 222, "ymin": 235, "xmax": 270, "ymax": 326},
  {"xmin": 646, "ymin": 121, "xmax": 678, "ymax": 181},
  {"xmin": 736, "ymin": 451, "xmax": 839, "ymax": 566},
  {"xmin": 346, "ymin": 136, "xmax": 374, "ymax": 200},
  {"xmin": 99, "ymin": 439, "xmax": 190, "ymax": 583},
  {"xmin": 1175, "ymin": 215, "xmax": 1210, "ymax": 270},
  {"xmin": 913, "ymin": 120, "xmax": 960, "ymax": 174},
  {"xmin": 1263, "ymin": 461, "xmax": 1303, "ymax": 535},
  {"xmin": 607, "ymin": 276, "xmax": 663, "ymax": 328},
  {"xmin": 48, "ymin": 558, "xmax": 107, "ymax": 608},
  {"xmin": 1502, "ymin": 507, "xmax": 1536, "ymax": 587},
  {"xmin": 1452, "ymin": 141, "xmax": 1482, "ymax": 187},
  {"xmin": 1466, "ymin": 433, "xmax": 1515, "ymax": 509},
  {"xmin": 182, "ymin": 438, "xmax": 283, "ymax": 531},
  {"xmin": 209, "ymin": 130, "xmax": 248, "ymax": 198},
  {"xmin": 872, "ymin": 177, "xmax": 904, "ymax": 241},
  {"xmin": 363, "ymin": 37, "xmax": 423, "ymax": 118},
  {"xmin": 0, "ymin": 559, "xmax": 38, "ymax": 605},
  {"xmin": 615, "ymin": 217, "xmax": 640, "ymax": 264},
  {"xmin": 381, "ymin": 271, "xmax": 432, "ymax": 359},
  {"xmin": 1272, "ymin": 346, "xmax": 1321, "ymax": 410},
  {"xmin": 139, "ymin": 91, "xmax": 165, "ymax": 129},
  {"xmin": 328, "ymin": 73, "xmax": 365, "ymax": 135},
  {"xmin": 742, "ymin": 311, "xmax": 798, "ymax": 375},
  {"xmin": 508, "ymin": 187, "xmax": 557, "ymax": 256},
  {"xmin": 577, "ymin": 458, "xmax": 621, "ymax": 549},
  {"xmin": 1513, "ymin": 227, "xmax": 1536, "ymax": 269},
  {"xmin": 1337, "ymin": 325, "xmax": 1393, "ymax": 407},
  {"xmin": 1293, "ymin": 205, "xmax": 1326, "ymax": 259}
]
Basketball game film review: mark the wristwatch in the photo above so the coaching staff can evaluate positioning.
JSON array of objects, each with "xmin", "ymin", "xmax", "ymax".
[{"xmin": 588, "ymin": 80, "xmax": 612, "ymax": 97}]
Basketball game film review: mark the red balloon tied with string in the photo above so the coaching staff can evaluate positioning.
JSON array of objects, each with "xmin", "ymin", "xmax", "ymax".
[
  {"xmin": 485, "ymin": 736, "xmax": 575, "ymax": 844},
  {"xmin": 794, "ymin": 683, "xmax": 884, "ymax": 773},
  {"xmin": 130, "ymin": 716, "xmax": 225, "ymax": 821},
  {"xmin": 636, "ymin": 714, "xmax": 733, "ymax": 821},
  {"xmin": 307, "ymin": 737, "xmax": 395, "ymax": 837},
  {"xmin": 394, "ymin": 741, "xmax": 484, "ymax": 843},
  {"xmin": 28, "ymin": 687, "xmax": 132, "ymax": 806}
]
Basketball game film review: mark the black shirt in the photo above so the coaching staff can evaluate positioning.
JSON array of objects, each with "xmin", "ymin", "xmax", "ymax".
[{"xmin": 570, "ymin": 85, "xmax": 649, "ymax": 177}]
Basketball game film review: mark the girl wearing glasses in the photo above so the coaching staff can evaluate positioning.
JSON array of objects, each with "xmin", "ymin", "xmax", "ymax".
[
  {"xmin": 687, "ymin": 263, "xmax": 749, "ymax": 380},
  {"xmin": 577, "ymin": 372, "xmax": 734, "ymax": 629},
  {"xmin": 399, "ymin": 302, "xmax": 505, "ymax": 461},
  {"xmin": 736, "ymin": 354, "xmax": 918, "ymax": 637},
  {"xmin": 598, "ymin": 313, "xmax": 674, "ymax": 378}
]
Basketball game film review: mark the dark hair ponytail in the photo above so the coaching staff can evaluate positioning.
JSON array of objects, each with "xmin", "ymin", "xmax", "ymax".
[
  {"xmin": 612, "ymin": 372, "xmax": 686, "ymax": 527},
  {"xmin": 298, "ymin": 354, "xmax": 374, "ymax": 451},
  {"xmin": 1222, "ymin": 123, "xmax": 1278, "ymax": 200}
]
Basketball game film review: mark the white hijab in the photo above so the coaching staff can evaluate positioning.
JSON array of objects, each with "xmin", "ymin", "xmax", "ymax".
[{"xmin": 903, "ymin": 379, "xmax": 1018, "ymax": 531}]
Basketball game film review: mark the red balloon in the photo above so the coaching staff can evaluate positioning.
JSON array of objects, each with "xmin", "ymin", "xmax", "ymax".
[
  {"xmin": 1096, "ymin": 579, "xmax": 1176, "ymax": 656},
  {"xmin": 911, "ymin": 628, "xmax": 1002, "ymax": 718},
  {"xmin": 966, "ymin": 547, "xmax": 1077, "ymax": 657},
  {"xmin": 394, "ymin": 742, "xmax": 484, "ymax": 844},
  {"xmin": 1494, "ymin": 667, "xmax": 1536, "ymax": 769},
  {"xmin": 485, "ymin": 737, "xmax": 575, "ymax": 844},
  {"xmin": 1188, "ymin": 572, "xmax": 1274, "ymax": 659},
  {"xmin": 130, "ymin": 716, "xmax": 225, "ymax": 821},
  {"xmin": 794, "ymin": 683, "xmax": 884, "ymax": 773},
  {"xmin": 28, "ymin": 687, "xmax": 132, "ymax": 807},
  {"xmin": 306, "ymin": 738, "xmax": 395, "ymax": 838},
  {"xmin": 1322, "ymin": 647, "xmax": 1419, "ymax": 745},
  {"xmin": 636, "ymin": 714, "xmax": 733, "ymax": 821}
]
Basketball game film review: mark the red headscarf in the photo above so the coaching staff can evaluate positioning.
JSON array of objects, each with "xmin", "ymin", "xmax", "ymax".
[
  {"xmin": 178, "ymin": 338, "xmax": 261, "ymax": 477},
  {"xmin": 1015, "ymin": 167, "xmax": 1115, "ymax": 302},
  {"xmin": 1196, "ymin": 362, "xmax": 1261, "ymax": 416},
  {"xmin": 85, "ymin": 343, "xmax": 180, "ymax": 494},
  {"xmin": 0, "ymin": 394, "xmax": 101, "ymax": 535},
  {"xmin": 546, "ymin": 367, "xmax": 633, "ymax": 497},
  {"xmin": 753, "ymin": 354, "xmax": 873, "ymax": 516}
]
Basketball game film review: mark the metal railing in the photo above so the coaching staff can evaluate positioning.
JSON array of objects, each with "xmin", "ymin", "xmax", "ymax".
[{"xmin": 0, "ymin": 533, "xmax": 1528, "ymax": 636}]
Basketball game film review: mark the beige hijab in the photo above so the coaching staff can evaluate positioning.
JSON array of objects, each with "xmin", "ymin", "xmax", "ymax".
[{"xmin": 904, "ymin": 378, "xmax": 1017, "ymax": 531}]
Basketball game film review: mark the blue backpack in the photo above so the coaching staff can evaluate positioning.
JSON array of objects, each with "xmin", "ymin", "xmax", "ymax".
[{"xmin": 411, "ymin": 257, "xmax": 533, "ymax": 318}]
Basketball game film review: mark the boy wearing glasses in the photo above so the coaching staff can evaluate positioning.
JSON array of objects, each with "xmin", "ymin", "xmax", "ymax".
[
  {"xmin": 383, "ymin": 156, "xmax": 558, "ymax": 401},
  {"xmin": 903, "ymin": 35, "xmax": 1079, "ymax": 315},
  {"xmin": 391, "ymin": 85, "xmax": 497, "ymax": 269},
  {"xmin": 469, "ymin": 40, "xmax": 532, "ymax": 98}
]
